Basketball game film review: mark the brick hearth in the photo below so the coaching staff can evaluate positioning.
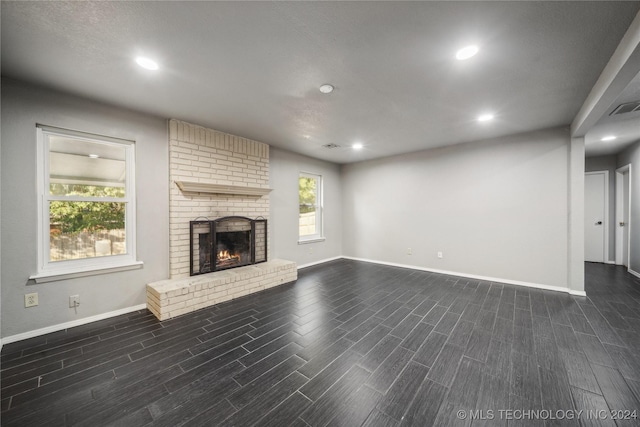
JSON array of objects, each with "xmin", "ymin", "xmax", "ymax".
[{"xmin": 147, "ymin": 259, "xmax": 297, "ymax": 320}]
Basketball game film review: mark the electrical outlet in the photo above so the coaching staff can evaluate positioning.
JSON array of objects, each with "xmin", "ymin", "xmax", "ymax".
[
  {"xmin": 69, "ymin": 295, "xmax": 80, "ymax": 308},
  {"xmin": 25, "ymin": 293, "xmax": 38, "ymax": 308},
  {"xmin": 407, "ymin": 248, "xmax": 412, "ymax": 255},
  {"xmin": 309, "ymin": 246, "xmax": 313, "ymax": 254},
  {"xmin": 437, "ymin": 251, "xmax": 443, "ymax": 259}
]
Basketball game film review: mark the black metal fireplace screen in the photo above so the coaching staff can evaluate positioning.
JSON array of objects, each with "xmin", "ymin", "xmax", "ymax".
[{"xmin": 190, "ymin": 216, "xmax": 267, "ymax": 276}]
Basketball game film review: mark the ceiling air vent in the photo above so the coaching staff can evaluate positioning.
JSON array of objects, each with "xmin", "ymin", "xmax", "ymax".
[
  {"xmin": 322, "ymin": 143, "xmax": 341, "ymax": 149},
  {"xmin": 610, "ymin": 101, "xmax": 640, "ymax": 116}
]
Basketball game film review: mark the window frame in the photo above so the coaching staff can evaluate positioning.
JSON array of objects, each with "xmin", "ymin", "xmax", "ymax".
[
  {"xmin": 298, "ymin": 172, "xmax": 325, "ymax": 244},
  {"xmin": 31, "ymin": 125, "xmax": 141, "ymax": 283}
]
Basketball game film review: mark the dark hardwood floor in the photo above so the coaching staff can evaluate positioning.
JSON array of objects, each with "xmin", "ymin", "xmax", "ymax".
[{"xmin": 2, "ymin": 260, "xmax": 640, "ymax": 426}]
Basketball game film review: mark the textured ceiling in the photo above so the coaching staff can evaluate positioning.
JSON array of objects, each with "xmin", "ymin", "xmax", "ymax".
[{"xmin": 2, "ymin": 1, "xmax": 639, "ymax": 163}]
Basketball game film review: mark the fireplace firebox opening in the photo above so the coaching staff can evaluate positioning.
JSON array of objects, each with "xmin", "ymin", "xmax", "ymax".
[{"xmin": 190, "ymin": 216, "xmax": 267, "ymax": 276}]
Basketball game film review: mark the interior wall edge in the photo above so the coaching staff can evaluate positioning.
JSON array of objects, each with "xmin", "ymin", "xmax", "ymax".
[
  {"xmin": 341, "ymin": 256, "xmax": 575, "ymax": 295},
  {"xmin": 297, "ymin": 256, "xmax": 344, "ymax": 270},
  {"xmin": 0, "ymin": 303, "xmax": 147, "ymax": 346}
]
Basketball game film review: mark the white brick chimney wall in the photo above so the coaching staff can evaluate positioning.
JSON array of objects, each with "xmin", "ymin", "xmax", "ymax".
[{"xmin": 169, "ymin": 119, "xmax": 270, "ymax": 278}]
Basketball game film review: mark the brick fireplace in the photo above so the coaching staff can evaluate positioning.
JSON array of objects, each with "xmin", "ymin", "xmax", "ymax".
[
  {"xmin": 168, "ymin": 119, "xmax": 271, "ymax": 278},
  {"xmin": 146, "ymin": 120, "xmax": 296, "ymax": 321}
]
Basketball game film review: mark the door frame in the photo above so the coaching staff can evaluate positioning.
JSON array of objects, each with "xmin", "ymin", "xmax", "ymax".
[
  {"xmin": 615, "ymin": 164, "xmax": 632, "ymax": 267},
  {"xmin": 585, "ymin": 170, "xmax": 609, "ymax": 263}
]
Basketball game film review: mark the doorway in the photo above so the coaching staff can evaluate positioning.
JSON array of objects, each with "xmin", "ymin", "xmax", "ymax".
[
  {"xmin": 615, "ymin": 165, "xmax": 631, "ymax": 267},
  {"xmin": 585, "ymin": 171, "xmax": 609, "ymax": 263}
]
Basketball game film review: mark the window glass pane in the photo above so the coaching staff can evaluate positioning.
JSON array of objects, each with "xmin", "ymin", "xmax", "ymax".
[
  {"xmin": 49, "ymin": 201, "xmax": 126, "ymax": 261},
  {"xmin": 299, "ymin": 176, "xmax": 318, "ymax": 237},
  {"xmin": 49, "ymin": 135, "xmax": 126, "ymax": 197},
  {"xmin": 299, "ymin": 206, "xmax": 317, "ymax": 237},
  {"xmin": 49, "ymin": 183, "xmax": 125, "ymax": 198}
]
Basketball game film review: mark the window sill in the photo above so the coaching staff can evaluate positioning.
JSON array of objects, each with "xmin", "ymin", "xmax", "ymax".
[
  {"xmin": 29, "ymin": 260, "xmax": 144, "ymax": 283},
  {"xmin": 298, "ymin": 237, "xmax": 326, "ymax": 245}
]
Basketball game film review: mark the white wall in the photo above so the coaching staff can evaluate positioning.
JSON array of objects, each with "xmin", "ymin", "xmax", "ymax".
[
  {"xmin": 1, "ymin": 78, "xmax": 169, "ymax": 339},
  {"xmin": 585, "ymin": 155, "xmax": 617, "ymax": 262},
  {"xmin": 341, "ymin": 127, "xmax": 573, "ymax": 290},
  {"xmin": 617, "ymin": 140, "xmax": 640, "ymax": 275},
  {"xmin": 270, "ymin": 147, "xmax": 342, "ymax": 266}
]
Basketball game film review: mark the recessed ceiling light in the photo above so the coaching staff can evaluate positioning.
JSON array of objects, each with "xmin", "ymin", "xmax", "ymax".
[
  {"xmin": 456, "ymin": 45, "xmax": 479, "ymax": 60},
  {"xmin": 601, "ymin": 135, "xmax": 617, "ymax": 141},
  {"xmin": 303, "ymin": 135, "xmax": 310, "ymax": 139},
  {"xmin": 88, "ymin": 154, "xmax": 100, "ymax": 158},
  {"xmin": 477, "ymin": 113, "xmax": 494, "ymax": 122},
  {"xmin": 352, "ymin": 143, "xmax": 363, "ymax": 150},
  {"xmin": 319, "ymin": 84, "xmax": 334, "ymax": 94},
  {"xmin": 135, "ymin": 56, "xmax": 159, "ymax": 70}
]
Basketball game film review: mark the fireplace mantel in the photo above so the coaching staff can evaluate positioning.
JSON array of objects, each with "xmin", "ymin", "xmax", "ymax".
[{"xmin": 175, "ymin": 181, "xmax": 272, "ymax": 197}]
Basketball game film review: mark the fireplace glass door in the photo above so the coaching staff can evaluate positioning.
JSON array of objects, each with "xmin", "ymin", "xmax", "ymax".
[{"xmin": 190, "ymin": 216, "xmax": 267, "ymax": 276}]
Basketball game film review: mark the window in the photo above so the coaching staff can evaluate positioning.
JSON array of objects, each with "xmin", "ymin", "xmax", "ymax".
[
  {"xmin": 299, "ymin": 172, "xmax": 324, "ymax": 243},
  {"xmin": 32, "ymin": 126, "xmax": 140, "ymax": 282}
]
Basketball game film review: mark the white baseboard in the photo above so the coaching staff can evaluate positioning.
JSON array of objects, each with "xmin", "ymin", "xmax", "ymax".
[
  {"xmin": 629, "ymin": 268, "xmax": 640, "ymax": 280},
  {"xmin": 568, "ymin": 290, "xmax": 587, "ymax": 297},
  {"xmin": 297, "ymin": 256, "xmax": 343, "ymax": 270},
  {"xmin": 605, "ymin": 261, "xmax": 617, "ymax": 265},
  {"xmin": 1, "ymin": 303, "xmax": 147, "ymax": 346},
  {"xmin": 341, "ymin": 256, "xmax": 576, "ymax": 295}
]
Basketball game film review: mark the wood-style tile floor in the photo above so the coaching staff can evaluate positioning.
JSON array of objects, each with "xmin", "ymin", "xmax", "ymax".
[{"xmin": 2, "ymin": 260, "xmax": 640, "ymax": 426}]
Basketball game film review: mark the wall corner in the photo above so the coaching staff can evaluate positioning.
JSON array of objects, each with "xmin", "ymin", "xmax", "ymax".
[{"xmin": 568, "ymin": 137, "xmax": 586, "ymax": 293}]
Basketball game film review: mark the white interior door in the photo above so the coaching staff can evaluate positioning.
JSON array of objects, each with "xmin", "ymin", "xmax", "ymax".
[
  {"xmin": 615, "ymin": 166, "xmax": 631, "ymax": 267},
  {"xmin": 623, "ymin": 171, "xmax": 630, "ymax": 266},
  {"xmin": 585, "ymin": 172, "xmax": 606, "ymax": 263}
]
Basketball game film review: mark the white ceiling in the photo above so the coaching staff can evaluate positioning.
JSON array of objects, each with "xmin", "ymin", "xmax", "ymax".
[{"xmin": 2, "ymin": 1, "xmax": 640, "ymax": 163}]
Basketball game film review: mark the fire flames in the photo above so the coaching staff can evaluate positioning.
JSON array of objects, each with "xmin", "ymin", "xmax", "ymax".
[{"xmin": 217, "ymin": 250, "xmax": 240, "ymax": 263}]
